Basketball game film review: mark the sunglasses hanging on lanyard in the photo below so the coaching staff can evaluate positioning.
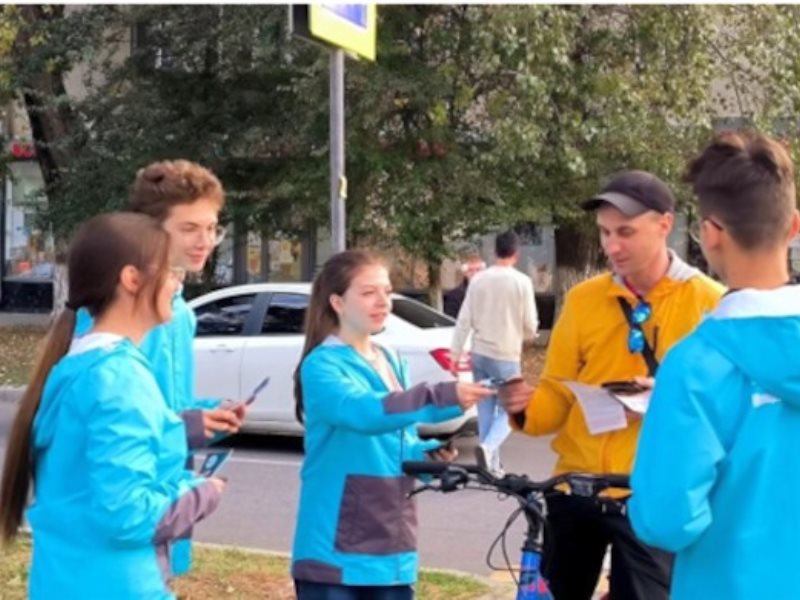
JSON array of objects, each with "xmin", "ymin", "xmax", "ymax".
[{"xmin": 617, "ymin": 288, "xmax": 659, "ymax": 377}]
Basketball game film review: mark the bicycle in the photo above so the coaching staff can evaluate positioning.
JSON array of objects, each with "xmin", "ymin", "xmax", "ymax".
[{"xmin": 402, "ymin": 461, "xmax": 629, "ymax": 600}]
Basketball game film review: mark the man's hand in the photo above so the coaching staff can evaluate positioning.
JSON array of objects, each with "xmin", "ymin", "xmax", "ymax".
[
  {"xmin": 498, "ymin": 378, "xmax": 534, "ymax": 414},
  {"xmin": 625, "ymin": 376, "xmax": 653, "ymax": 424},
  {"xmin": 202, "ymin": 408, "xmax": 242, "ymax": 439},
  {"xmin": 633, "ymin": 376, "xmax": 655, "ymax": 390}
]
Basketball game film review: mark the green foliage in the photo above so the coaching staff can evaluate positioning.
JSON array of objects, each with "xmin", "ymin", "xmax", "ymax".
[{"xmin": 1, "ymin": 5, "xmax": 800, "ymax": 270}]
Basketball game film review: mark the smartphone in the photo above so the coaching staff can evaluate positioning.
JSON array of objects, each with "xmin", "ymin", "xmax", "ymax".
[
  {"xmin": 478, "ymin": 376, "xmax": 524, "ymax": 390},
  {"xmin": 239, "ymin": 375, "xmax": 271, "ymax": 408},
  {"xmin": 602, "ymin": 380, "xmax": 648, "ymax": 395},
  {"xmin": 198, "ymin": 449, "xmax": 233, "ymax": 478},
  {"xmin": 477, "ymin": 377, "xmax": 506, "ymax": 390}
]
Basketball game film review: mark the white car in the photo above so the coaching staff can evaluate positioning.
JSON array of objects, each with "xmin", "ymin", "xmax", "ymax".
[{"xmin": 189, "ymin": 283, "xmax": 476, "ymax": 437}]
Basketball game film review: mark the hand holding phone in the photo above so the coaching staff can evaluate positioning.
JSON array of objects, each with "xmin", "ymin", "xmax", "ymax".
[
  {"xmin": 236, "ymin": 375, "xmax": 271, "ymax": 409},
  {"xmin": 198, "ymin": 449, "xmax": 233, "ymax": 478}
]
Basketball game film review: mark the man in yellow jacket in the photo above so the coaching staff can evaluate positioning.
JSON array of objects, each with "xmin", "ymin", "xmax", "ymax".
[{"xmin": 501, "ymin": 170, "xmax": 723, "ymax": 600}]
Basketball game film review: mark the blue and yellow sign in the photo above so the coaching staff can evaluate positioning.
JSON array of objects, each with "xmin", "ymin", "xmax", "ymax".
[{"xmin": 308, "ymin": 4, "xmax": 376, "ymax": 61}]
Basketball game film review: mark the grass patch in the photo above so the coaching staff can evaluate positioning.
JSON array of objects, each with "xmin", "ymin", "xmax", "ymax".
[
  {"xmin": 0, "ymin": 327, "xmax": 44, "ymax": 387},
  {"xmin": 0, "ymin": 538, "xmax": 489, "ymax": 599}
]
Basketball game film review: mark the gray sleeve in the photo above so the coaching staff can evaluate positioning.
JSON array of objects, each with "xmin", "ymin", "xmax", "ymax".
[
  {"xmin": 383, "ymin": 381, "xmax": 459, "ymax": 414},
  {"xmin": 181, "ymin": 409, "xmax": 208, "ymax": 449},
  {"xmin": 153, "ymin": 480, "xmax": 221, "ymax": 544}
]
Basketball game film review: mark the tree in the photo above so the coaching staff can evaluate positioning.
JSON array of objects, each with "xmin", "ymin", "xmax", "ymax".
[
  {"xmin": 0, "ymin": 5, "xmax": 113, "ymax": 308},
  {"xmin": 4, "ymin": 5, "xmax": 800, "ymax": 307}
]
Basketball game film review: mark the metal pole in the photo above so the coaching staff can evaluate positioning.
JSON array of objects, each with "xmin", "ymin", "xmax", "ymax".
[{"xmin": 330, "ymin": 49, "xmax": 346, "ymax": 253}]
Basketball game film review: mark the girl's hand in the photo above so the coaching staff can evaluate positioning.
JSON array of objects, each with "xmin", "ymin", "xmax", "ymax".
[
  {"xmin": 427, "ymin": 445, "xmax": 458, "ymax": 463},
  {"xmin": 455, "ymin": 383, "xmax": 495, "ymax": 410},
  {"xmin": 208, "ymin": 477, "xmax": 227, "ymax": 494}
]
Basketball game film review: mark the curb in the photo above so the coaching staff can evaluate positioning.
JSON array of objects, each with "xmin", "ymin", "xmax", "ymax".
[{"xmin": 0, "ymin": 386, "xmax": 23, "ymax": 403}]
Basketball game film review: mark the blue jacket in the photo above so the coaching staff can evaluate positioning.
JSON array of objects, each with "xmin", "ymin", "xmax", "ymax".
[
  {"xmin": 75, "ymin": 292, "xmax": 220, "ymax": 575},
  {"xmin": 291, "ymin": 337, "xmax": 463, "ymax": 586},
  {"xmin": 27, "ymin": 334, "xmax": 220, "ymax": 599},
  {"xmin": 630, "ymin": 286, "xmax": 800, "ymax": 600},
  {"xmin": 75, "ymin": 292, "xmax": 220, "ymax": 416}
]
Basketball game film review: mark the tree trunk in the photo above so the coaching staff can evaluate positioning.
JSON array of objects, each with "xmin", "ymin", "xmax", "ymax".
[
  {"xmin": 13, "ymin": 6, "xmax": 84, "ymax": 315},
  {"xmin": 554, "ymin": 218, "xmax": 604, "ymax": 302},
  {"xmin": 427, "ymin": 261, "xmax": 443, "ymax": 311},
  {"xmin": 425, "ymin": 220, "xmax": 445, "ymax": 310},
  {"xmin": 232, "ymin": 214, "xmax": 248, "ymax": 285},
  {"xmin": 260, "ymin": 230, "xmax": 271, "ymax": 282}
]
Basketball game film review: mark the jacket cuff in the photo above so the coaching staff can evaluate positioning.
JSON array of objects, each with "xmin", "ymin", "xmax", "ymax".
[
  {"xmin": 153, "ymin": 481, "xmax": 221, "ymax": 544},
  {"xmin": 509, "ymin": 410, "xmax": 526, "ymax": 431},
  {"xmin": 383, "ymin": 382, "xmax": 459, "ymax": 414},
  {"xmin": 181, "ymin": 410, "xmax": 208, "ymax": 449}
]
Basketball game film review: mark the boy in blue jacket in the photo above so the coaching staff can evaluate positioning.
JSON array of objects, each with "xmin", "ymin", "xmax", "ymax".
[
  {"xmin": 75, "ymin": 160, "xmax": 245, "ymax": 575},
  {"xmin": 630, "ymin": 131, "xmax": 800, "ymax": 600}
]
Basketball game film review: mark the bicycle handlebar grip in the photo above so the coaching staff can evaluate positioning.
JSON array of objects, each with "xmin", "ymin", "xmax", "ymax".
[
  {"xmin": 402, "ymin": 461, "xmax": 450, "ymax": 477},
  {"xmin": 604, "ymin": 474, "xmax": 631, "ymax": 489}
]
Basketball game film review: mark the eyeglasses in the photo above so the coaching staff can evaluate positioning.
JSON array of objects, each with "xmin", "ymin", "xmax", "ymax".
[
  {"xmin": 689, "ymin": 216, "xmax": 724, "ymax": 245},
  {"xmin": 627, "ymin": 299, "xmax": 652, "ymax": 353},
  {"xmin": 177, "ymin": 224, "xmax": 227, "ymax": 247}
]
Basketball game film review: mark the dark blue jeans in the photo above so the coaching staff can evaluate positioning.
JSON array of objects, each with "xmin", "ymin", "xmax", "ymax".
[{"xmin": 294, "ymin": 580, "xmax": 414, "ymax": 600}]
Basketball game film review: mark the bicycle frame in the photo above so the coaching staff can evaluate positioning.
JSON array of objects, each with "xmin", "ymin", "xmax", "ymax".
[{"xmin": 402, "ymin": 461, "xmax": 629, "ymax": 600}]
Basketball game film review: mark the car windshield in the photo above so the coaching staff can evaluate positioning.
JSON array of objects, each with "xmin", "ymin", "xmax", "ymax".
[{"xmin": 391, "ymin": 297, "xmax": 454, "ymax": 329}]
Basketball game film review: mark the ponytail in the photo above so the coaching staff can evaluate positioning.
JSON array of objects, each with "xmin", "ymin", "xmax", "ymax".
[{"xmin": 0, "ymin": 308, "xmax": 75, "ymax": 543}]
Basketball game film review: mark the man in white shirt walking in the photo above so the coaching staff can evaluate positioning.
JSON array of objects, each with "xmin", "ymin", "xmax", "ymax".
[{"xmin": 451, "ymin": 230, "xmax": 538, "ymax": 475}]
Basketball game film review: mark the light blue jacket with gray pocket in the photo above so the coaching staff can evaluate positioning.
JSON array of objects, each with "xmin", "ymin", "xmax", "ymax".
[{"xmin": 291, "ymin": 336, "xmax": 463, "ymax": 586}]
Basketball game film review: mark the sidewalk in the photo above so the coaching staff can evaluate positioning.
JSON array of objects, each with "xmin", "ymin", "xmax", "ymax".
[
  {"xmin": 0, "ymin": 311, "xmax": 50, "ymax": 328},
  {"xmin": 487, "ymin": 566, "xmax": 609, "ymax": 598},
  {"xmin": 0, "ymin": 385, "xmax": 23, "ymax": 403}
]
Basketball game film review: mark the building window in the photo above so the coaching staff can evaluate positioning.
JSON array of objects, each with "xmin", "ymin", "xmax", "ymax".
[{"xmin": 3, "ymin": 161, "xmax": 54, "ymax": 282}]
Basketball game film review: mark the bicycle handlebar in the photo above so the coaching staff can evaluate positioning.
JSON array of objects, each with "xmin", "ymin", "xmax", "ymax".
[{"xmin": 402, "ymin": 461, "xmax": 629, "ymax": 499}]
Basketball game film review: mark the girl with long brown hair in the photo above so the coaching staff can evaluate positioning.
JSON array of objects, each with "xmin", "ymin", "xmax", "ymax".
[
  {"xmin": 0, "ymin": 213, "xmax": 225, "ymax": 599},
  {"xmin": 291, "ymin": 250, "xmax": 492, "ymax": 600}
]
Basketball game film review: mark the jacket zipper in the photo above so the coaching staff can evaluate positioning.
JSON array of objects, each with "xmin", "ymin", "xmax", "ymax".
[{"xmin": 397, "ymin": 428, "xmax": 404, "ymax": 583}]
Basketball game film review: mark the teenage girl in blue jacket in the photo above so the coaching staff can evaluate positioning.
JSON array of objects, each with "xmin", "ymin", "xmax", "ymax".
[
  {"xmin": 291, "ymin": 250, "xmax": 492, "ymax": 600},
  {"xmin": 0, "ymin": 213, "xmax": 225, "ymax": 599}
]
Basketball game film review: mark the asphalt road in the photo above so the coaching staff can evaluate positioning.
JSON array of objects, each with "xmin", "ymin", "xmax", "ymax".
[{"xmin": 0, "ymin": 401, "xmax": 558, "ymax": 576}]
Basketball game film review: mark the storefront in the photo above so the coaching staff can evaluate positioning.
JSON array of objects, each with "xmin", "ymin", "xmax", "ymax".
[{"xmin": 1, "ymin": 159, "xmax": 54, "ymax": 311}]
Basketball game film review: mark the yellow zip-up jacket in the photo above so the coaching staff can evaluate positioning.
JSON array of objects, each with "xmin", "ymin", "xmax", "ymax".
[{"xmin": 512, "ymin": 252, "xmax": 724, "ymax": 477}]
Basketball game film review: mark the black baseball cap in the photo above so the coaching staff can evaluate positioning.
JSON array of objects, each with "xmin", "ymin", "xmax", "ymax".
[{"xmin": 580, "ymin": 170, "xmax": 676, "ymax": 216}]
